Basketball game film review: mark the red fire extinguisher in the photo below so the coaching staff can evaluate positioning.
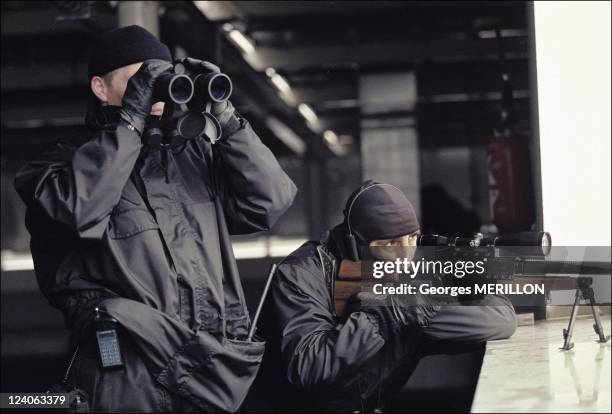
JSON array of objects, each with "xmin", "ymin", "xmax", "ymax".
[{"xmin": 487, "ymin": 31, "xmax": 535, "ymax": 232}]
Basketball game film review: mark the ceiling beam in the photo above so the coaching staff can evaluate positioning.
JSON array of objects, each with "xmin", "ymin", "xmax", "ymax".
[
  {"xmin": 1, "ymin": 7, "xmax": 116, "ymax": 36},
  {"xmin": 199, "ymin": 1, "xmax": 526, "ymax": 28},
  {"xmin": 243, "ymin": 37, "xmax": 529, "ymax": 71}
]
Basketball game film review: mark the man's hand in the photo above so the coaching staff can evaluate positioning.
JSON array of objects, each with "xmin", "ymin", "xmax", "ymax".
[
  {"xmin": 181, "ymin": 57, "xmax": 237, "ymax": 130},
  {"xmin": 120, "ymin": 59, "xmax": 174, "ymax": 135},
  {"xmin": 345, "ymin": 292, "xmax": 403, "ymax": 341},
  {"xmin": 345, "ymin": 291, "xmax": 441, "ymax": 340}
]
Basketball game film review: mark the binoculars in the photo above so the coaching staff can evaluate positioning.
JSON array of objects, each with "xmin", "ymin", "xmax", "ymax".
[
  {"xmin": 152, "ymin": 62, "xmax": 233, "ymax": 106},
  {"xmin": 146, "ymin": 60, "xmax": 233, "ymax": 146}
]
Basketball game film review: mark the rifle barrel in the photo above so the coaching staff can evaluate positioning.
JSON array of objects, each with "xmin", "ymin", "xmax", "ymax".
[{"xmin": 518, "ymin": 260, "xmax": 611, "ymax": 276}]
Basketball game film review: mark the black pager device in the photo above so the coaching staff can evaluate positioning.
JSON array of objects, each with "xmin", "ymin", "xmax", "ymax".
[{"xmin": 94, "ymin": 308, "xmax": 124, "ymax": 369}]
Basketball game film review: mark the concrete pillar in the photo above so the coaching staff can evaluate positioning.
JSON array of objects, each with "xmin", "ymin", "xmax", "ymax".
[
  {"xmin": 118, "ymin": 1, "xmax": 159, "ymax": 37},
  {"xmin": 359, "ymin": 72, "xmax": 421, "ymax": 218}
]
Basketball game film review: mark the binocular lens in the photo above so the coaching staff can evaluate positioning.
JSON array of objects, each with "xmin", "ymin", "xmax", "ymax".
[
  {"xmin": 194, "ymin": 73, "xmax": 233, "ymax": 103},
  {"xmin": 168, "ymin": 75, "xmax": 194, "ymax": 104},
  {"xmin": 155, "ymin": 73, "xmax": 194, "ymax": 104},
  {"xmin": 209, "ymin": 74, "xmax": 232, "ymax": 102}
]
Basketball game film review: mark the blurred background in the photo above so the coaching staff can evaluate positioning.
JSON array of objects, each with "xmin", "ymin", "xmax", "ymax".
[{"xmin": 0, "ymin": 0, "xmax": 591, "ymax": 393}]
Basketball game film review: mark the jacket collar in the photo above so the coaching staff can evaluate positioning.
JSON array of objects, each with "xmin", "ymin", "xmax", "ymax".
[
  {"xmin": 321, "ymin": 225, "xmax": 349, "ymax": 263},
  {"xmin": 85, "ymin": 98, "xmax": 121, "ymax": 132},
  {"xmin": 84, "ymin": 99, "xmax": 152, "ymax": 163}
]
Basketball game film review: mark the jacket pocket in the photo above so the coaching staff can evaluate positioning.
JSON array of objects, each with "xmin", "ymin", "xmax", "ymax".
[
  {"xmin": 158, "ymin": 334, "xmax": 265, "ymax": 412},
  {"xmin": 189, "ymin": 337, "xmax": 266, "ymax": 412},
  {"xmin": 108, "ymin": 208, "xmax": 159, "ymax": 239}
]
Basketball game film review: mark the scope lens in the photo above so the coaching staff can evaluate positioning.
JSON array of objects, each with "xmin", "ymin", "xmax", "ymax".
[{"xmin": 541, "ymin": 232, "xmax": 552, "ymax": 255}]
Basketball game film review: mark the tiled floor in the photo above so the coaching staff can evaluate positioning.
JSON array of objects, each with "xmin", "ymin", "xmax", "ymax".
[{"xmin": 472, "ymin": 314, "xmax": 611, "ymax": 413}]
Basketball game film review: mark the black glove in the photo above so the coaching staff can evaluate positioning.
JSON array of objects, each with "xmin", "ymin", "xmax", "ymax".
[
  {"xmin": 345, "ymin": 291, "xmax": 441, "ymax": 341},
  {"xmin": 181, "ymin": 57, "xmax": 239, "ymax": 132},
  {"xmin": 119, "ymin": 59, "xmax": 174, "ymax": 135},
  {"xmin": 345, "ymin": 292, "xmax": 403, "ymax": 341}
]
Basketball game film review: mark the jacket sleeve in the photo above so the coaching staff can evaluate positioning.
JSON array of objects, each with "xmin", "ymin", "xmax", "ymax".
[
  {"xmin": 271, "ymin": 262, "xmax": 386, "ymax": 391},
  {"xmin": 14, "ymin": 122, "xmax": 142, "ymax": 240},
  {"xmin": 214, "ymin": 119, "xmax": 297, "ymax": 235},
  {"xmin": 422, "ymin": 295, "xmax": 518, "ymax": 343}
]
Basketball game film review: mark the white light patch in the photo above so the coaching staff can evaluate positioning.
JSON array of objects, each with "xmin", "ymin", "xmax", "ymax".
[
  {"xmin": 323, "ymin": 130, "xmax": 339, "ymax": 145},
  {"xmin": 228, "ymin": 30, "xmax": 255, "ymax": 54},
  {"xmin": 534, "ymin": 1, "xmax": 611, "ymax": 245},
  {"xmin": 270, "ymin": 73, "xmax": 291, "ymax": 94},
  {"xmin": 193, "ymin": 1, "xmax": 235, "ymax": 21},
  {"xmin": 232, "ymin": 237, "xmax": 308, "ymax": 259},
  {"xmin": 1, "ymin": 251, "xmax": 34, "ymax": 272},
  {"xmin": 297, "ymin": 103, "xmax": 318, "ymax": 124},
  {"xmin": 478, "ymin": 29, "xmax": 527, "ymax": 39},
  {"xmin": 268, "ymin": 238, "xmax": 308, "ymax": 258}
]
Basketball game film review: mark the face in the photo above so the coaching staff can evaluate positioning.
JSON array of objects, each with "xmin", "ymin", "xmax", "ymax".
[
  {"xmin": 90, "ymin": 62, "xmax": 165, "ymax": 116},
  {"xmin": 369, "ymin": 232, "xmax": 420, "ymax": 261}
]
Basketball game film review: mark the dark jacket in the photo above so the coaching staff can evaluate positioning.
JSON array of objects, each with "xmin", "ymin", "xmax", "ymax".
[
  {"xmin": 14, "ymin": 105, "xmax": 297, "ymax": 412},
  {"xmin": 250, "ymin": 228, "xmax": 517, "ymax": 412}
]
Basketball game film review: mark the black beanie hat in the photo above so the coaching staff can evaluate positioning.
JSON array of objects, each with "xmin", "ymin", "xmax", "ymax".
[
  {"xmin": 87, "ymin": 25, "xmax": 172, "ymax": 79},
  {"xmin": 344, "ymin": 180, "xmax": 420, "ymax": 243}
]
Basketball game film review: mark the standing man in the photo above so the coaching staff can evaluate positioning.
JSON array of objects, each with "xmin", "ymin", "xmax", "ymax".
[
  {"xmin": 15, "ymin": 25, "xmax": 296, "ymax": 412},
  {"xmin": 251, "ymin": 180, "xmax": 516, "ymax": 412}
]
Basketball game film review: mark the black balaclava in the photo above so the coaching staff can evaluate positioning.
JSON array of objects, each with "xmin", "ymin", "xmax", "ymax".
[
  {"xmin": 344, "ymin": 179, "xmax": 419, "ymax": 243},
  {"xmin": 328, "ymin": 180, "xmax": 419, "ymax": 261}
]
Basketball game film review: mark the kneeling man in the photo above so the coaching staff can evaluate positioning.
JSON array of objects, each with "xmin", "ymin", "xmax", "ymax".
[{"xmin": 250, "ymin": 180, "xmax": 516, "ymax": 412}]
